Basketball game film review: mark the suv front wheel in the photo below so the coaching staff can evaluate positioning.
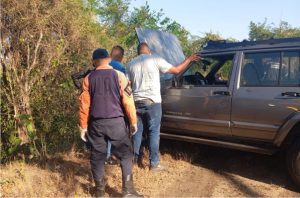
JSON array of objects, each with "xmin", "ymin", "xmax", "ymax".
[{"xmin": 286, "ymin": 139, "xmax": 300, "ymax": 188}]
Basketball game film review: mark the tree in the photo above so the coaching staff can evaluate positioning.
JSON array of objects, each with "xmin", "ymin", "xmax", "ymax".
[
  {"xmin": 249, "ymin": 20, "xmax": 300, "ymax": 41},
  {"xmin": 125, "ymin": 2, "xmax": 196, "ymax": 57},
  {"xmin": 124, "ymin": 2, "xmax": 165, "ymax": 58},
  {"xmin": 0, "ymin": 0, "xmax": 111, "ymax": 160}
]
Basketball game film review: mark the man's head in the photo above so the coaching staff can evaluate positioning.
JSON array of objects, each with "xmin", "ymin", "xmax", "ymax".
[
  {"xmin": 110, "ymin": 45, "xmax": 124, "ymax": 62},
  {"xmin": 92, "ymin": 48, "xmax": 111, "ymax": 67},
  {"xmin": 137, "ymin": 42, "xmax": 151, "ymax": 55}
]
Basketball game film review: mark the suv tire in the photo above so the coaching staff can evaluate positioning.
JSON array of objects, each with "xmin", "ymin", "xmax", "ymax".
[{"xmin": 286, "ymin": 139, "xmax": 300, "ymax": 189}]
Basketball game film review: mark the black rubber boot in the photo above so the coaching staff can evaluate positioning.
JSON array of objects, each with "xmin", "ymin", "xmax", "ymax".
[
  {"xmin": 95, "ymin": 178, "xmax": 105, "ymax": 198},
  {"xmin": 122, "ymin": 175, "xmax": 143, "ymax": 197}
]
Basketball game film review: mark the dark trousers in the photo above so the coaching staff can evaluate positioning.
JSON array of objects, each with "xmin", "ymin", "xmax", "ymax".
[{"xmin": 87, "ymin": 117, "xmax": 133, "ymax": 181}]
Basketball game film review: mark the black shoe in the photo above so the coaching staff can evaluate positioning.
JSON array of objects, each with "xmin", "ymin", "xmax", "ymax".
[
  {"xmin": 122, "ymin": 175, "xmax": 143, "ymax": 197},
  {"xmin": 95, "ymin": 179, "xmax": 105, "ymax": 198}
]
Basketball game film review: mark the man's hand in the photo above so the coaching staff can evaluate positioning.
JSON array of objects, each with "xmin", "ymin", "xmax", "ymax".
[
  {"xmin": 130, "ymin": 124, "xmax": 138, "ymax": 136},
  {"xmin": 187, "ymin": 53, "xmax": 201, "ymax": 62},
  {"xmin": 167, "ymin": 53, "xmax": 201, "ymax": 75},
  {"xmin": 80, "ymin": 128, "xmax": 87, "ymax": 142}
]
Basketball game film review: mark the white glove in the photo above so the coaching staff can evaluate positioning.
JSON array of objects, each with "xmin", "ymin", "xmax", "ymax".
[
  {"xmin": 80, "ymin": 128, "xmax": 87, "ymax": 142},
  {"xmin": 130, "ymin": 124, "xmax": 138, "ymax": 136}
]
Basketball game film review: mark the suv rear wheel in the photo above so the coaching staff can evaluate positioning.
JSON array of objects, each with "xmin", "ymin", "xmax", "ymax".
[{"xmin": 286, "ymin": 139, "xmax": 300, "ymax": 188}]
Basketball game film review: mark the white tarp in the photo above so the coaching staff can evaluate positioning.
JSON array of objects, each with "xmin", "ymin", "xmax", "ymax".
[{"xmin": 136, "ymin": 28, "xmax": 185, "ymax": 66}]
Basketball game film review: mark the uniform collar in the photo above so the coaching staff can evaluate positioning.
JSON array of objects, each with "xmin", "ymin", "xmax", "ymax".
[{"xmin": 95, "ymin": 65, "xmax": 113, "ymax": 70}]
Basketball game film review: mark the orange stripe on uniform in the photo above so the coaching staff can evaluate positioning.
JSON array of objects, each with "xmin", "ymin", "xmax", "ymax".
[{"xmin": 79, "ymin": 76, "xmax": 90, "ymax": 129}]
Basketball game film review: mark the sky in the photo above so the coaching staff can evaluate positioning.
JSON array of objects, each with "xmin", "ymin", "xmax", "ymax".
[{"xmin": 130, "ymin": 0, "xmax": 300, "ymax": 41}]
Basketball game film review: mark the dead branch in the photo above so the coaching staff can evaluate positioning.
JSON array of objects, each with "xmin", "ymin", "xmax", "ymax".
[{"xmin": 26, "ymin": 30, "xmax": 43, "ymax": 77}]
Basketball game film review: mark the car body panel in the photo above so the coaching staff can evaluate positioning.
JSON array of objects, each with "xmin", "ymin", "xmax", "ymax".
[
  {"xmin": 273, "ymin": 112, "xmax": 300, "ymax": 146},
  {"xmin": 162, "ymin": 85, "xmax": 232, "ymax": 136},
  {"xmin": 231, "ymin": 86, "xmax": 300, "ymax": 141},
  {"xmin": 230, "ymin": 49, "xmax": 300, "ymax": 142}
]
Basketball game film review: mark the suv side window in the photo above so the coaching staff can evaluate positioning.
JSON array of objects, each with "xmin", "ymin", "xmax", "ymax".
[
  {"xmin": 181, "ymin": 54, "xmax": 234, "ymax": 87},
  {"xmin": 281, "ymin": 51, "xmax": 300, "ymax": 86},
  {"xmin": 241, "ymin": 52, "xmax": 281, "ymax": 86},
  {"xmin": 241, "ymin": 51, "xmax": 300, "ymax": 87},
  {"xmin": 215, "ymin": 59, "xmax": 233, "ymax": 82}
]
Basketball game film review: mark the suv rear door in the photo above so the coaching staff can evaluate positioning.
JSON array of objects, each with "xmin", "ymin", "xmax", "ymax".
[{"xmin": 231, "ymin": 49, "xmax": 300, "ymax": 142}]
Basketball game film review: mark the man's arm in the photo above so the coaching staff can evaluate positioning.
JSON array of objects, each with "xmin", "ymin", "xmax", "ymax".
[
  {"xmin": 79, "ymin": 76, "xmax": 90, "ymax": 129},
  {"xmin": 166, "ymin": 54, "xmax": 201, "ymax": 75},
  {"xmin": 72, "ymin": 69, "xmax": 93, "ymax": 89},
  {"xmin": 116, "ymin": 71, "xmax": 137, "ymax": 126}
]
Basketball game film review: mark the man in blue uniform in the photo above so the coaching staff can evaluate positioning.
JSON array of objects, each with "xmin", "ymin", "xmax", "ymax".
[
  {"xmin": 79, "ymin": 48, "xmax": 143, "ymax": 197},
  {"xmin": 72, "ymin": 45, "xmax": 126, "ymax": 165}
]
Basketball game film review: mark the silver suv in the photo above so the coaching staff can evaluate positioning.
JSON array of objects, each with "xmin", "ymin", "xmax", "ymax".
[{"xmin": 136, "ymin": 28, "xmax": 300, "ymax": 188}]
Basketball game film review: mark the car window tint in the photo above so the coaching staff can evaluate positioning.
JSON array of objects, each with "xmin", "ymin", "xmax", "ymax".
[
  {"xmin": 182, "ymin": 55, "xmax": 234, "ymax": 87},
  {"xmin": 184, "ymin": 62, "xmax": 203, "ymax": 76},
  {"xmin": 241, "ymin": 52, "xmax": 280, "ymax": 86},
  {"xmin": 280, "ymin": 51, "xmax": 300, "ymax": 86},
  {"xmin": 181, "ymin": 62, "xmax": 206, "ymax": 86}
]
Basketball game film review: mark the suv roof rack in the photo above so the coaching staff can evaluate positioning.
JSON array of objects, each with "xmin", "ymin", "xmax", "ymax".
[{"xmin": 203, "ymin": 37, "xmax": 300, "ymax": 50}]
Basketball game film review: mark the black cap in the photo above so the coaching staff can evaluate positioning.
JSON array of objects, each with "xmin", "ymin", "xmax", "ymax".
[{"xmin": 92, "ymin": 48, "xmax": 109, "ymax": 60}]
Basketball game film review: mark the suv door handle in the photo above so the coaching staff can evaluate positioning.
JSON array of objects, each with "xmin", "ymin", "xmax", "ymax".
[
  {"xmin": 281, "ymin": 92, "xmax": 300, "ymax": 97},
  {"xmin": 213, "ymin": 91, "xmax": 231, "ymax": 96}
]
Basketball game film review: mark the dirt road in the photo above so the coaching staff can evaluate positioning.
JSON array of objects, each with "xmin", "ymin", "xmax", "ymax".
[
  {"xmin": 105, "ymin": 139, "xmax": 299, "ymax": 197},
  {"xmin": 1, "ymin": 139, "xmax": 300, "ymax": 197}
]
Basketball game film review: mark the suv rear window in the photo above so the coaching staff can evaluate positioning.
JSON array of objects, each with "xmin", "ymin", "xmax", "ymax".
[
  {"xmin": 281, "ymin": 51, "xmax": 300, "ymax": 86},
  {"xmin": 241, "ymin": 51, "xmax": 300, "ymax": 87}
]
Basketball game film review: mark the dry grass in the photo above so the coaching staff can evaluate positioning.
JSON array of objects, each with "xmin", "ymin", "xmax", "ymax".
[
  {"xmin": 1, "ymin": 140, "xmax": 299, "ymax": 197},
  {"xmin": 0, "ymin": 149, "xmax": 191, "ymax": 197},
  {"xmin": 0, "ymin": 151, "xmax": 91, "ymax": 197}
]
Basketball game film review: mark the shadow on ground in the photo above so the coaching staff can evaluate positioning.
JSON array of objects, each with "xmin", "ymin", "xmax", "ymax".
[
  {"xmin": 160, "ymin": 139, "xmax": 300, "ymax": 194},
  {"xmin": 30, "ymin": 138, "xmax": 299, "ymax": 197},
  {"xmin": 36, "ymin": 154, "xmax": 121, "ymax": 197}
]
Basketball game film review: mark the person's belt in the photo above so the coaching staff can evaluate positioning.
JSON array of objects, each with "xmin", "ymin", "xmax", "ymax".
[
  {"xmin": 134, "ymin": 99, "xmax": 154, "ymax": 105},
  {"xmin": 89, "ymin": 116, "xmax": 123, "ymax": 121}
]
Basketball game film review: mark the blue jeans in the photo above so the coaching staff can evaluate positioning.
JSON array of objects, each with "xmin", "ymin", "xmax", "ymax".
[
  {"xmin": 106, "ymin": 141, "xmax": 112, "ymax": 159},
  {"xmin": 133, "ymin": 101, "xmax": 162, "ymax": 167}
]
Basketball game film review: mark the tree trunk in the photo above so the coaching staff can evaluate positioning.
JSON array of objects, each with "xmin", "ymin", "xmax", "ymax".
[{"xmin": 14, "ymin": 92, "xmax": 35, "ymax": 144}]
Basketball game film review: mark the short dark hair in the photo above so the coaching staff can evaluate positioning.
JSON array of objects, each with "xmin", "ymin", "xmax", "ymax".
[
  {"xmin": 92, "ymin": 48, "xmax": 109, "ymax": 60},
  {"xmin": 110, "ymin": 45, "xmax": 124, "ymax": 60},
  {"xmin": 137, "ymin": 42, "xmax": 149, "ymax": 55}
]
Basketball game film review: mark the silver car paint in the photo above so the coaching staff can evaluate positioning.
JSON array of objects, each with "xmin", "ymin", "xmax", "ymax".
[
  {"xmin": 231, "ymin": 51, "xmax": 300, "ymax": 142},
  {"xmin": 136, "ymin": 28, "xmax": 300, "ymax": 147}
]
